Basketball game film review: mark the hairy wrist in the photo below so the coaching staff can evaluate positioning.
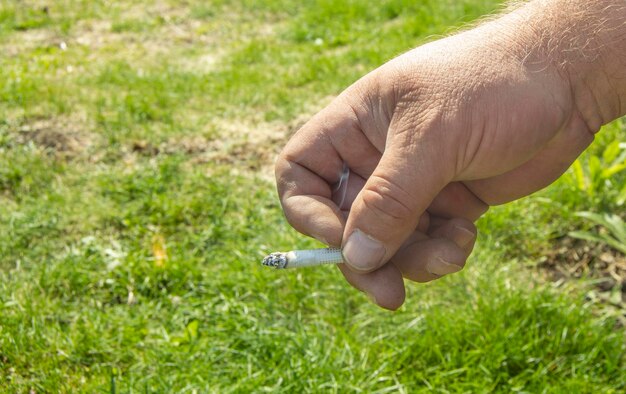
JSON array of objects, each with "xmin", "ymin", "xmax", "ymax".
[{"xmin": 511, "ymin": 0, "xmax": 626, "ymax": 131}]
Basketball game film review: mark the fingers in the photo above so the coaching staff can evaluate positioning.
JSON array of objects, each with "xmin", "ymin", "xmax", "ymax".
[
  {"xmin": 341, "ymin": 113, "xmax": 455, "ymax": 273},
  {"xmin": 280, "ymin": 98, "xmax": 380, "ymax": 184},
  {"xmin": 275, "ymin": 97, "xmax": 381, "ymax": 246},
  {"xmin": 428, "ymin": 217, "xmax": 477, "ymax": 254},
  {"xmin": 392, "ymin": 238, "xmax": 467, "ymax": 282},
  {"xmin": 338, "ymin": 262, "xmax": 405, "ymax": 311},
  {"xmin": 338, "ymin": 216, "xmax": 477, "ymax": 309},
  {"xmin": 428, "ymin": 182, "xmax": 489, "ymax": 221},
  {"xmin": 277, "ymin": 159, "xmax": 345, "ymax": 246},
  {"xmin": 392, "ymin": 217, "xmax": 476, "ymax": 282}
]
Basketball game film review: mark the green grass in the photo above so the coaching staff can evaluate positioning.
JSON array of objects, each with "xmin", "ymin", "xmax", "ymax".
[{"xmin": 0, "ymin": 0, "xmax": 625, "ymax": 392}]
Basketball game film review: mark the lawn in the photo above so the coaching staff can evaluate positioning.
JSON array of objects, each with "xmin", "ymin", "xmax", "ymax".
[{"xmin": 1, "ymin": 0, "xmax": 625, "ymax": 392}]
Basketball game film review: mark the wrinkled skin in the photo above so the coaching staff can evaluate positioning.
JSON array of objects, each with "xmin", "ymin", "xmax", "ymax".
[{"xmin": 275, "ymin": 10, "xmax": 610, "ymax": 310}]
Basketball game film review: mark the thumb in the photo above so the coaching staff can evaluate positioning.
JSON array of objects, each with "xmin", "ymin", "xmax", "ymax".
[{"xmin": 341, "ymin": 125, "xmax": 453, "ymax": 272}]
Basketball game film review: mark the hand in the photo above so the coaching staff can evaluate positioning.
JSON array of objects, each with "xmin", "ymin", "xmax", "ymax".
[
  {"xmin": 331, "ymin": 169, "xmax": 486, "ymax": 307},
  {"xmin": 275, "ymin": 1, "xmax": 626, "ymax": 309}
]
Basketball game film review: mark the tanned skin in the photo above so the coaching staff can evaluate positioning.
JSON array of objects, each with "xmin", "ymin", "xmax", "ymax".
[{"xmin": 275, "ymin": 0, "xmax": 626, "ymax": 309}]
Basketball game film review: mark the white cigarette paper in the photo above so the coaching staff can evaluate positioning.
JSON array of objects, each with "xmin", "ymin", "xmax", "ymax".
[{"xmin": 262, "ymin": 248, "xmax": 344, "ymax": 269}]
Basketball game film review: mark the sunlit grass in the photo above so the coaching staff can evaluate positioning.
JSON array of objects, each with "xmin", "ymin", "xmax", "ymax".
[{"xmin": 0, "ymin": 0, "xmax": 624, "ymax": 392}]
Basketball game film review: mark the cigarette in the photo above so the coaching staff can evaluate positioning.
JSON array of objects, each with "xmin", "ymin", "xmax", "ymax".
[{"xmin": 261, "ymin": 248, "xmax": 344, "ymax": 269}]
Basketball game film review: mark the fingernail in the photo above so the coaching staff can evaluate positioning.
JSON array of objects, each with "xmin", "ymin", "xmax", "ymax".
[
  {"xmin": 342, "ymin": 230, "xmax": 386, "ymax": 272},
  {"xmin": 426, "ymin": 257, "xmax": 463, "ymax": 276},
  {"xmin": 451, "ymin": 226, "xmax": 475, "ymax": 249}
]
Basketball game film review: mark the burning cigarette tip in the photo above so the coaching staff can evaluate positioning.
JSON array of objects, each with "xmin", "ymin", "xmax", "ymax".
[
  {"xmin": 262, "ymin": 252, "xmax": 288, "ymax": 269},
  {"xmin": 261, "ymin": 248, "xmax": 344, "ymax": 269}
]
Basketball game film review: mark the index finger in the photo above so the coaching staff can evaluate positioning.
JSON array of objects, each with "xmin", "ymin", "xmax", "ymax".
[{"xmin": 275, "ymin": 98, "xmax": 381, "ymax": 246}]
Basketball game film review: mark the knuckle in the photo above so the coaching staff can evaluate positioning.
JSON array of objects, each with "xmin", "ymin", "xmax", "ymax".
[
  {"xmin": 281, "ymin": 200, "xmax": 301, "ymax": 228},
  {"xmin": 274, "ymin": 155, "xmax": 287, "ymax": 178},
  {"xmin": 361, "ymin": 174, "xmax": 415, "ymax": 223}
]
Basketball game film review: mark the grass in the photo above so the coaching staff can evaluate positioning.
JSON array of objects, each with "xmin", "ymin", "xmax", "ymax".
[{"xmin": 0, "ymin": 0, "xmax": 625, "ymax": 392}]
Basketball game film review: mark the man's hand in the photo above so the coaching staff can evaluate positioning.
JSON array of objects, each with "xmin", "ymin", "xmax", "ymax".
[{"xmin": 275, "ymin": 0, "xmax": 626, "ymax": 310}]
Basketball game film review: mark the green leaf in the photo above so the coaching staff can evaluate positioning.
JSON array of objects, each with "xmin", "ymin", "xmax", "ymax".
[
  {"xmin": 602, "ymin": 140, "xmax": 620, "ymax": 163},
  {"xmin": 568, "ymin": 230, "xmax": 609, "ymax": 245},
  {"xmin": 570, "ymin": 229, "xmax": 626, "ymax": 255},
  {"xmin": 186, "ymin": 320, "xmax": 199, "ymax": 341},
  {"xmin": 589, "ymin": 155, "xmax": 602, "ymax": 192},
  {"xmin": 604, "ymin": 215, "xmax": 626, "ymax": 244},
  {"xmin": 574, "ymin": 211, "xmax": 607, "ymax": 225},
  {"xmin": 169, "ymin": 335, "xmax": 187, "ymax": 346},
  {"xmin": 575, "ymin": 212, "xmax": 626, "ymax": 244},
  {"xmin": 614, "ymin": 149, "xmax": 626, "ymax": 166},
  {"xmin": 572, "ymin": 211, "xmax": 626, "ymax": 254},
  {"xmin": 618, "ymin": 183, "xmax": 626, "ymax": 205},
  {"xmin": 601, "ymin": 161, "xmax": 626, "ymax": 178},
  {"xmin": 572, "ymin": 159, "xmax": 586, "ymax": 192}
]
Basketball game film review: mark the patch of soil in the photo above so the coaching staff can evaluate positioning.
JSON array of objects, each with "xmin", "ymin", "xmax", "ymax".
[
  {"xmin": 538, "ymin": 237, "xmax": 626, "ymax": 305},
  {"xmin": 202, "ymin": 138, "xmax": 281, "ymax": 170},
  {"xmin": 125, "ymin": 97, "xmax": 334, "ymax": 180},
  {"xmin": 127, "ymin": 113, "xmax": 315, "ymax": 174},
  {"xmin": 126, "ymin": 132, "xmax": 281, "ymax": 177},
  {"xmin": 17, "ymin": 120, "xmax": 94, "ymax": 157},
  {"xmin": 131, "ymin": 139, "xmax": 160, "ymax": 156}
]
